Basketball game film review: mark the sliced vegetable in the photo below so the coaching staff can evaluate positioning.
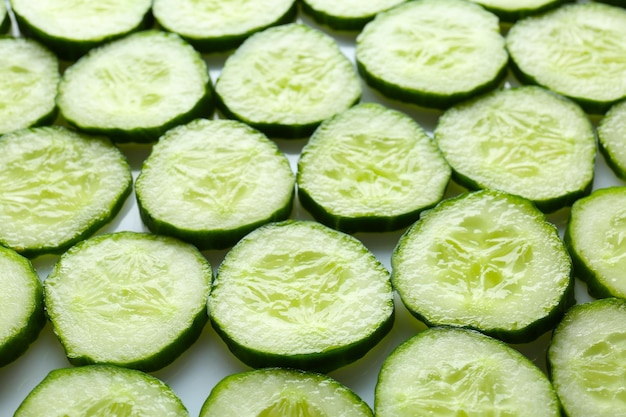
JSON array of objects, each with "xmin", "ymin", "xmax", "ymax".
[{"xmin": 301, "ymin": 0, "xmax": 406, "ymax": 31}]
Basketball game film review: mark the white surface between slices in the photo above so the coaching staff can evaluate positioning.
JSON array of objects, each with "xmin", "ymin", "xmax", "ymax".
[{"xmin": 0, "ymin": 6, "xmax": 610, "ymax": 417}]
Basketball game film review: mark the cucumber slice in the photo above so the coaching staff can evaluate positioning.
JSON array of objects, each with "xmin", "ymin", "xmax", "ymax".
[
  {"xmin": 10, "ymin": 0, "xmax": 152, "ymax": 60},
  {"xmin": 375, "ymin": 327, "xmax": 561, "ymax": 417},
  {"xmin": 301, "ymin": 0, "xmax": 407, "ymax": 31},
  {"xmin": 44, "ymin": 231, "xmax": 212, "ymax": 372},
  {"xmin": 0, "ymin": 246, "xmax": 45, "ymax": 367},
  {"xmin": 57, "ymin": 30, "xmax": 213, "ymax": 143},
  {"xmin": 153, "ymin": 0, "xmax": 297, "ymax": 53},
  {"xmin": 391, "ymin": 189, "xmax": 574, "ymax": 343},
  {"xmin": 468, "ymin": 0, "xmax": 567, "ymax": 22},
  {"xmin": 506, "ymin": 2, "xmax": 626, "ymax": 114},
  {"xmin": 355, "ymin": 0, "xmax": 508, "ymax": 109},
  {"xmin": 434, "ymin": 86, "xmax": 596, "ymax": 213},
  {"xmin": 208, "ymin": 220, "xmax": 394, "ymax": 372},
  {"xmin": 297, "ymin": 102, "xmax": 450, "ymax": 233},
  {"xmin": 0, "ymin": 37, "xmax": 59, "ymax": 135},
  {"xmin": 215, "ymin": 23, "xmax": 361, "ymax": 139},
  {"xmin": 548, "ymin": 298, "xmax": 626, "ymax": 417},
  {"xmin": 0, "ymin": 126, "xmax": 132, "ymax": 258},
  {"xmin": 564, "ymin": 187, "xmax": 626, "ymax": 300},
  {"xmin": 199, "ymin": 368, "xmax": 373, "ymax": 416},
  {"xmin": 14, "ymin": 365, "xmax": 189, "ymax": 416},
  {"xmin": 598, "ymin": 100, "xmax": 626, "ymax": 180},
  {"xmin": 135, "ymin": 119, "xmax": 295, "ymax": 250}
]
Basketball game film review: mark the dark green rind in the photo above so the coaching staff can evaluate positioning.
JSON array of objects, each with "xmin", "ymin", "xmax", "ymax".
[
  {"xmin": 476, "ymin": 0, "xmax": 571, "ymax": 23},
  {"xmin": 0, "ymin": 10, "xmax": 9, "ymax": 34},
  {"xmin": 297, "ymin": 187, "xmax": 430, "ymax": 234},
  {"xmin": 300, "ymin": 1, "xmax": 394, "ymax": 32},
  {"xmin": 0, "ymin": 251, "xmax": 45, "ymax": 367},
  {"xmin": 12, "ymin": 10, "xmax": 154, "ymax": 61},
  {"xmin": 594, "ymin": 0, "xmax": 626, "ymax": 6},
  {"xmin": 356, "ymin": 59, "xmax": 508, "ymax": 110},
  {"xmin": 209, "ymin": 308, "xmax": 394, "ymax": 374},
  {"xmin": 62, "ymin": 83, "xmax": 214, "ymax": 144},
  {"xmin": 136, "ymin": 193, "xmax": 294, "ymax": 251},
  {"xmin": 157, "ymin": 2, "xmax": 297, "ymax": 53},
  {"xmin": 215, "ymin": 92, "xmax": 359, "ymax": 140}
]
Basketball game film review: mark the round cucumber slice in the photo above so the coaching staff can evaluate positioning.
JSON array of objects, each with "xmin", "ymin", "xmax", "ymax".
[
  {"xmin": 297, "ymin": 102, "xmax": 450, "ymax": 233},
  {"xmin": 565, "ymin": 187, "xmax": 626, "ymax": 300},
  {"xmin": 0, "ymin": 126, "xmax": 132, "ymax": 258},
  {"xmin": 391, "ymin": 189, "xmax": 574, "ymax": 343},
  {"xmin": 301, "ymin": 0, "xmax": 407, "ymax": 31},
  {"xmin": 506, "ymin": 2, "xmax": 626, "ymax": 114},
  {"xmin": 468, "ymin": 0, "xmax": 566, "ymax": 22},
  {"xmin": 14, "ymin": 365, "xmax": 189, "ymax": 416},
  {"xmin": 44, "ymin": 232, "xmax": 212, "ymax": 372},
  {"xmin": 215, "ymin": 23, "xmax": 361, "ymax": 139},
  {"xmin": 199, "ymin": 368, "xmax": 373, "ymax": 416},
  {"xmin": 10, "ymin": 0, "xmax": 153, "ymax": 60},
  {"xmin": 0, "ymin": 246, "xmax": 45, "ymax": 367},
  {"xmin": 57, "ymin": 30, "xmax": 213, "ymax": 143},
  {"xmin": 548, "ymin": 298, "xmax": 626, "ymax": 417},
  {"xmin": 598, "ymin": 100, "xmax": 626, "ymax": 180},
  {"xmin": 0, "ymin": 37, "xmax": 59, "ymax": 135},
  {"xmin": 208, "ymin": 220, "xmax": 394, "ymax": 372},
  {"xmin": 135, "ymin": 119, "xmax": 295, "ymax": 250},
  {"xmin": 375, "ymin": 327, "xmax": 561, "ymax": 417},
  {"xmin": 355, "ymin": 0, "xmax": 508, "ymax": 109},
  {"xmin": 434, "ymin": 86, "xmax": 596, "ymax": 213},
  {"xmin": 153, "ymin": 0, "xmax": 297, "ymax": 53}
]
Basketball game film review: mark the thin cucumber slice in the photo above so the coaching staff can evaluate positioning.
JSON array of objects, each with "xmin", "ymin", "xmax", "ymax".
[
  {"xmin": 0, "ymin": 126, "xmax": 132, "ymax": 258},
  {"xmin": 434, "ymin": 86, "xmax": 596, "ymax": 213},
  {"xmin": 57, "ymin": 30, "xmax": 213, "ymax": 143},
  {"xmin": 355, "ymin": 0, "xmax": 508, "ymax": 109},
  {"xmin": 14, "ymin": 365, "xmax": 189, "ymax": 416},
  {"xmin": 548, "ymin": 298, "xmax": 626, "ymax": 417},
  {"xmin": 153, "ymin": 0, "xmax": 297, "ymax": 53},
  {"xmin": 0, "ymin": 37, "xmax": 59, "ymax": 135},
  {"xmin": 598, "ymin": 100, "xmax": 626, "ymax": 179},
  {"xmin": 565, "ymin": 187, "xmax": 626, "ymax": 300},
  {"xmin": 468, "ymin": 0, "xmax": 567, "ymax": 22},
  {"xmin": 199, "ymin": 368, "xmax": 373, "ymax": 416},
  {"xmin": 0, "ymin": 246, "xmax": 45, "ymax": 367},
  {"xmin": 215, "ymin": 23, "xmax": 361, "ymax": 139},
  {"xmin": 10, "ymin": 0, "xmax": 152, "ymax": 60},
  {"xmin": 506, "ymin": 2, "xmax": 626, "ymax": 114},
  {"xmin": 208, "ymin": 220, "xmax": 394, "ymax": 372},
  {"xmin": 301, "ymin": 0, "xmax": 407, "ymax": 31},
  {"xmin": 297, "ymin": 102, "xmax": 450, "ymax": 233},
  {"xmin": 391, "ymin": 189, "xmax": 574, "ymax": 343},
  {"xmin": 135, "ymin": 119, "xmax": 295, "ymax": 250},
  {"xmin": 375, "ymin": 327, "xmax": 561, "ymax": 417},
  {"xmin": 44, "ymin": 232, "xmax": 212, "ymax": 372}
]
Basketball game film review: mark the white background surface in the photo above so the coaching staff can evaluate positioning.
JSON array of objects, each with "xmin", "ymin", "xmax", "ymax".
[{"xmin": 0, "ymin": 2, "xmax": 617, "ymax": 416}]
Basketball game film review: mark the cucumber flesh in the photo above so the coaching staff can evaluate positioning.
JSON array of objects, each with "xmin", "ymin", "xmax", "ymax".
[
  {"xmin": 57, "ymin": 30, "xmax": 213, "ymax": 143},
  {"xmin": 135, "ymin": 119, "xmax": 295, "ymax": 250},
  {"xmin": 208, "ymin": 220, "xmax": 394, "ymax": 372},
  {"xmin": 14, "ymin": 365, "xmax": 189, "ymax": 416},
  {"xmin": 0, "ymin": 37, "xmax": 59, "ymax": 135},
  {"xmin": 44, "ymin": 232, "xmax": 212, "ymax": 372},
  {"xmin": 301, "ymin": 0, "xmax": 406, "ymax": 31},
  {"xmin": 0, "ymin": 126, "xmax": 132, "ymax": 257},
  {"xmin": 297, "ymin": 102, "xmax": 450, "ymax": 233},
  {"xmin": 375, "ymin": 327, "xmax": 561, "ymax": 417},
  {"xmin": 0, "ymin": 246, "xmax": 45, "ymax": 367},
  {"xmin": 215, "ymin": 23, "xmax": 361, "ymax": 139},
  {"xmin": 506, "ymin": 2, "xmax": 626, "ymax": 114},
  {"xmin": 355, "ymin": 0, "xmax": 508, "ymax": 109},
  {"xmin": 598, "ymin": 100, "xmax": 626, "ymax": 180},
  {"xmin": 10, "ymin": 0, "xmax": 152, "ymax": 60},
  {"xmin": 548, "ymin": 298, "xmax": 626, "ymax": 417},
  {"xmin": 200, "ymin": 368, "xmax": 373, "ymax": 416},
  {"xmin": 152, "ymin": 0, "xmax": 297, "ymax": 52},
  {"xmin": 391, "ymin": 189, "xmax": 574, "ymax": 343},
  {"xmin": 434, "ymin": 86, "xmax": 596, "ymax": 213}
]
